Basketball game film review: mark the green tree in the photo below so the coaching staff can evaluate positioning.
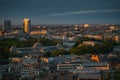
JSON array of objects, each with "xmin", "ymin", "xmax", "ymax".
[{"xmin": 51, "ymin": 48, "xmax": 69, "ymax": 56}]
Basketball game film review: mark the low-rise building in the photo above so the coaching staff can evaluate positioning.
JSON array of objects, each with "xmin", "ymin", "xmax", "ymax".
[
  {"xmin": 78, "ymin": 72, "xmax": 101, "ymax": 80},
  {"xmin": 113, "ymin": 46, "xmax": 120, "ymax": 53},
  {"xmin": 40, "ymin": 46, "xmax": 58, "ymax": 53},
  {"xmin": 9, "ymin": 42, "xmax": 43, "ymax": 56},
  {"xmin": 114, "ymin": 35, "xmax": 120, "ymax": 42},
  {"xmin": 62, "ymin": 41, "xmax": 75, "ymax": 51},
  {"xmin": 82, "ymin": 41, "xmax": 101, "ymax": 46},
  {"xmin": 57, "ymin": 62, "xmax": 109, "ymax": 72}
]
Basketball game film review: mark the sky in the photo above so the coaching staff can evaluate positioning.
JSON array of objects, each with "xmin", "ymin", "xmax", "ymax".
[{"xmin": 0, "ymin": 0, "xmax": 120, "ymax": 25}]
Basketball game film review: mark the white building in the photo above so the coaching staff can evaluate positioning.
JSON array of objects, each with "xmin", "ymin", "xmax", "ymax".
[
  {"xmin": 57, "ymin": 62, "xmax": 109, "ymax": 72},
  {"xmin": 62, "ymin": 41, "xmax": 75, "ymax": 51},
  {"xmin": 22, "ymin": 57, "xmax": 38, "ymax": 65}
]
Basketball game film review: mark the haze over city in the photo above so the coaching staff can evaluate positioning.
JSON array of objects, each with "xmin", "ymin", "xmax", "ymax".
[{"xmin": 0, "ymin": 0, "xmax": 120, "ymax": 25}]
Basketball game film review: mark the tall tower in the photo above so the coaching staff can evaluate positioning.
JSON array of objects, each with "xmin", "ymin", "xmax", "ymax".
[
  {"xmin": 23, "ymin": 18, "xmax": 31, "ymax": 33},
  {"xmin": 2, "ymin": 20, "xmax": 11, "ymax": 32}
]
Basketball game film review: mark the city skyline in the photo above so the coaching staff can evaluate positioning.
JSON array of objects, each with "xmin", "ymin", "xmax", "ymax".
[{"xmin": 0, "ymin": 0, "xmax": 120, "ymax": 25}]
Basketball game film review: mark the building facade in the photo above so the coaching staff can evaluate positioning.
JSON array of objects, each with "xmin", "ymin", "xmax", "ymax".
[
  {"xmin": 2, "ymin": 20, "xmax": 11, "ymax": 32},
  {"xmin": 23, "ymin": 18, "xmax": 31, "ymax": 33}
]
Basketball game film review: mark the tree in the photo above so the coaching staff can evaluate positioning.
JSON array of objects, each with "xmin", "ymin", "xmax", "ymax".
[{"xmin": 51, "ymin": 49, "xmax": 69, "ymax": 57}]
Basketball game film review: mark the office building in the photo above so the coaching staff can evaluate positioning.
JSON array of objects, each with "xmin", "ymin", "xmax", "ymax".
[
  {"xmin": 23, "ymin": 18, "xmax": 31, "ymax": 33},
  {"xmin": 2, "ymin": 20, "xmax": 11, "ymax": 32}
]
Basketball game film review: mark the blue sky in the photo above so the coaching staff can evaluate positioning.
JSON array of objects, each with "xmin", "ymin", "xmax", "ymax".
[{"xmin": 0, "ymin": 0, "xmax": 120, "ymax": 24}]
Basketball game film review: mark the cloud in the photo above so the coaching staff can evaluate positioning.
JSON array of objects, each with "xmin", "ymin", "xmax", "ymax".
[{"xmin": 52, "ymin": 10, "xmax": 120, "ymax": 16}]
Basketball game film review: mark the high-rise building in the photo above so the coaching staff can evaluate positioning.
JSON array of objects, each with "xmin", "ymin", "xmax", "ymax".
[
  {"xmin": 2, "ymin": 20, "xmax": 11, "ymax": 32},
  {"xmin": 23, "ymin": 18, "xmax": 31, "ymax": 33}
]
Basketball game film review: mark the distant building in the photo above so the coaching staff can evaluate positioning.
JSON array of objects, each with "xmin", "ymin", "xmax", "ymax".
[
  {"xmin": 62, "ymin": 41, "xmax": 75, "ymax": 51},
  {"xmin": 57, "ymin": 61, "xmax": 109, "ymax": 72},
  {"xmin": 114, "ymin": 35, "xmax": 120, "ymax": 42},
  {"xmin": 110, "ymin": 25, "xmax": 116, "ymax": 30},
  {"xmin": 23, "ymin": 18, "xmax": 31, "ymax": 33},
  {"xmin": 9, "ymin": 42, "xmax": 43, "ymax": 56},
  {"xmin": 82, "ymin": 41, "xmax": 101, "ymax": 46},
  {"xmin": 84, "ymin": 24, "xmax": 89, "ymax": 28},
  {"xmin": 30, "ymin": 29, "xmax": 47, "ymax": 35},
  {"xmin": 12, "ymin": 30, "xmax": 24, "ymax": 35},
  {"xmin": 84, "ymin": 34, "xmax": 103, "ymax": 40},
  {"xmin": 91, "ymin": 54, "xmax": 99, "ymax": 62},
  {"xmin": 78, "ymin": 73, "xmax": 101, "ymax": 80},
  {"xmin": 113, "ymin": 46, "xmax": 120, "ymax": 53},
  {"xmin": 2, "ymin": 20, "xmax": 11, "ymax": 32},
  {"xmin": 9, "ymin": 42, "xmax": 61, "ymax": 56},
  {"xmin": 40, "ymin": 46, "xmax": 58, "ymax": 53}
]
